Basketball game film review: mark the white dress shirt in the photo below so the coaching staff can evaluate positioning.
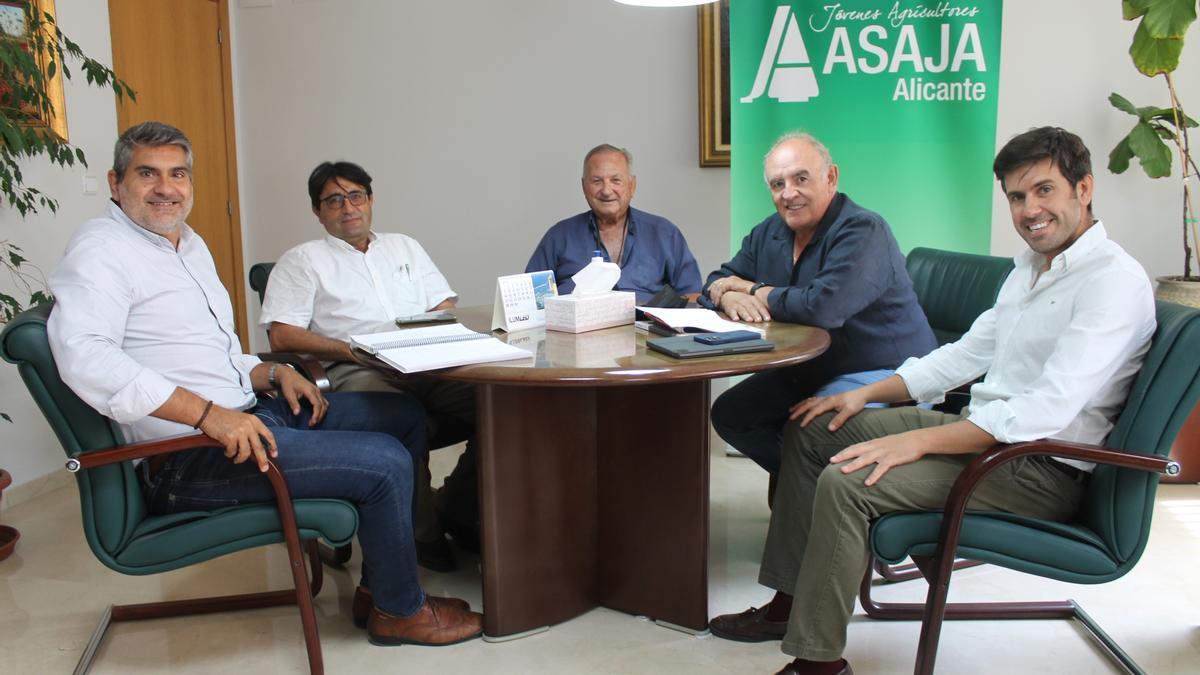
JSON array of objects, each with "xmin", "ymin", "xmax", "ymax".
[
  {"xmin": 260, "ymin": 232, "xmax": 457, "ymax": 339},
  {"xmin": 897, "ymin": 222, "xmax": 1156, "ymax": 471},
  {"xmin": 48, "ymin": 201, "xmax": 260, "ymax": 443}
]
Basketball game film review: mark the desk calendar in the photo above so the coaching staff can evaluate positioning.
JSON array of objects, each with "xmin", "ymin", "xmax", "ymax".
[{"xmin": 492, "ymin": 270, "xmax": 558, "ymax": 332}]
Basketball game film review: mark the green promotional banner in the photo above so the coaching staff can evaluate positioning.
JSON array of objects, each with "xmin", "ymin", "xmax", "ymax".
[{"xmin": 730, "ymin": 1, "xmax": 1003, "ymax": 254}]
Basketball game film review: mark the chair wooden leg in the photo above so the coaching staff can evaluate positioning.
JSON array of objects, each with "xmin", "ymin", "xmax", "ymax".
[
  {"xmin": 318, "ymin": 541, "xmax": 353, "ymax": 568},
  {"xmin": 266, "ymin": 463, "xmax": 324, "ymax": 675},
  {"xmin": 73, "ymin": 541, "xmax": 327, "ymax": 675},
  {"xmin": 859, "ymin": 557, "xmax": 1143, "ymax": 675}
]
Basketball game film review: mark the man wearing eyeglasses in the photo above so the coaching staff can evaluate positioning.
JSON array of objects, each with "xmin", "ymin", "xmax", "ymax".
[{"xmin": 260, "ymin": 161, "xmax": 477, "ymax": 573}]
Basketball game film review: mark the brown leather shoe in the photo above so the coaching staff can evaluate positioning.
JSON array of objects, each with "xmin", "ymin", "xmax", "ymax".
[
  {"xmin": 352, "ymin": 586, "xmax": 471, "ymax": 629},
  {"xmin": 774, "ymin": 658, "xmax": 853, "ymax": 675},
  {"xmin": 709, "ymin": 605, "xmax": 788, "ymax": 642},
  {"xmin": 367, "ymin": 598, "xmax": 483, "ymax": 646}
]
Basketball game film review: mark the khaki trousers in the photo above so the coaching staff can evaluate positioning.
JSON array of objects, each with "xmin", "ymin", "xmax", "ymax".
[
  {"xmin": 760, "ymin": 407, "xmax": 1087, "ymax": 661},
  {"xmin": 326, "ymin": 362, "xmax": 477, "ymax": 543}
]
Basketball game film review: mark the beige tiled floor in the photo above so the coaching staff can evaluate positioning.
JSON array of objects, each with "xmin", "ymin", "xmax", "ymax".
[{"xmin": 1, "ymin": 440, "xmax": 1198, "ymax": 674}]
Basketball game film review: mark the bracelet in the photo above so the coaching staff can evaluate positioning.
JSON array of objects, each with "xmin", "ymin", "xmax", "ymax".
[
  {"xmin": 192, "ymin": 400, "xmax": 214, "ymax": 430},
  {"xmin": 749, "ymin": 282, "xmax": 767, "ymax": 296}
]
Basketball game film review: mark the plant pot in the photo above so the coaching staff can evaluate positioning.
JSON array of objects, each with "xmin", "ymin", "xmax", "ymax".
[
  {"xmin": 1154, "ymin": 276, "xmax": 1200, "ymax": 308},
  {"xmin": 0, "ymin": 526, "xmax": 17, "ymax": 562},
  {"xmin": 0, "ymin": 469, "xmax": 16, "ymax": 561},
  {"xmin": 1150, "ymin": 285, "xmax": 1200, "ymax": 483}
]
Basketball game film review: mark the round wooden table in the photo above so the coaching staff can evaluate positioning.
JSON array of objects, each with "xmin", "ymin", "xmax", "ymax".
[{"xmin": 432, "ymin": 307, "xmax": 830, "ymax": 639}]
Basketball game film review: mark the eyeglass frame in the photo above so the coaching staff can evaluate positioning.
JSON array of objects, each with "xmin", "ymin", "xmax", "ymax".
[{"xmin": 319, "ymin": 189, "xmax": 371, "ymax": 210}]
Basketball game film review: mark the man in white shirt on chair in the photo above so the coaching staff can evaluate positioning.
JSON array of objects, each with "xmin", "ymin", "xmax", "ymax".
[
  {"xmin": 260, "ymin": 161, "xmax": 477, "ymax": 572},
  {"xmin": 708, "ymin": 126, "xmax": 1156, "ymax": 675}
]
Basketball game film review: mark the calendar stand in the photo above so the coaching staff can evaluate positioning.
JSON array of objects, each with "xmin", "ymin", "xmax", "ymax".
[{"xmin": 492, "ymin": 270, "xmax": 558, "ymax": 332}]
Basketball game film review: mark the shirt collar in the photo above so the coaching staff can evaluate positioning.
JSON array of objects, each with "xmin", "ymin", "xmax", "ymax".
[
  {"xmin": 1014, "ymin": 220, "xmax": 1107, "ymax": 272},
  {"xmin": 588, "ymin": 207, "xmax": 639, "ymax": 235},
  {"xmin": 323, "ymin": 230, "xmax": 377, "ymax": 253},
  {"xmin": 106, "ymin": 199, "xmax": 195, "ymax": 251}
]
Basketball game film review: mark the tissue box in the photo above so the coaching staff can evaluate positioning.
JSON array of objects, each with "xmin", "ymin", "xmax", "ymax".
[{"xmin": 544, "ymin": 291, "xmax": 636, "ymax": 333}]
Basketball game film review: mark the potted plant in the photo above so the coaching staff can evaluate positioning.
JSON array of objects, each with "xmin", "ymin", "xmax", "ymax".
[{"xmin": 1109, "ymin": 0, "xmax": 1199, "ymax": 305}]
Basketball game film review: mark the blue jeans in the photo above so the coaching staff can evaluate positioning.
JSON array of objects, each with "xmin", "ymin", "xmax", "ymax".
[
  {"xmin": 712, "ymin": 364, "xmax": 894, "ymax": 474},
  {"xmin": 145, "ymin": 392, "xmax": 428, "ymax": 616}
]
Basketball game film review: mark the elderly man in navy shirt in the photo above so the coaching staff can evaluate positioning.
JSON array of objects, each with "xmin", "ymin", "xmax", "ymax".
[
  {"xmin": 526, "ymin": 144, "xmax": 702, "ymax": 302},
  {"xmin": 703, "ymin": 131, "xmax": 936, "ymax": 481}
]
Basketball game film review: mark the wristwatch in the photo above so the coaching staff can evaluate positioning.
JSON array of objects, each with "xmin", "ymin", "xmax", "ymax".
[
  {"xmin": 267, "ymin": 362, "xmax": 296, "ymax": 387},
  {"xmin": 749, "ymin": 282, "xmax": 768, "ymax": 296}
]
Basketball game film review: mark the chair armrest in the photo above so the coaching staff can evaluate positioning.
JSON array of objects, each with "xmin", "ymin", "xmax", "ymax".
[
  {"xmin": 920, "ymin": 439, "xmax": 1179, "ymax": 589},
  {"xmin": 948, "ymin": 440, "xmax": 1177, "ymax": 509},
  {"xmin": 66, "ymin": 434, "xmax": 301, "ymax": 558},
  {"xmin": 65, "ymin": 432, "xmax": 220, "ymax": 472},
  {"xmin": 258, "ymin": 352, "xmax": 330, "ymax": 392}
]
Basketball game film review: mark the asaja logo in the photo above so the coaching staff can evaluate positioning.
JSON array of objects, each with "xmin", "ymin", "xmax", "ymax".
[
  {"xmin": 741, "ymin": 3, "xmax": 990, "ymax": 105},
  {"xmin": 741, "ymin": 5, "xmax": 819, "ymax": 103}
]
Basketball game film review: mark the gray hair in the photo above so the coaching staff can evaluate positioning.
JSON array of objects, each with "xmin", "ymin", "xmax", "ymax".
[
  {"xmin": 582, "ymin": 143, "xmax": 634, "ymax": 178},
  {"xmin": 112, "ymin": 121, "xmax": 194, "ymax": 181},
  {"xmin": 763, "ymin": 131, "xmax": 833, "ymax": 181}
]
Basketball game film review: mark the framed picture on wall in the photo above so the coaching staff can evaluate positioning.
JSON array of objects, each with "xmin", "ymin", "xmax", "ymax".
[
  {"xmin": 697, "ymin": 0, "xmax": 730, "ymax": 167},
  {"xmin": 0, "ymin": 0, "xmax": 68, "ymax": 142}
]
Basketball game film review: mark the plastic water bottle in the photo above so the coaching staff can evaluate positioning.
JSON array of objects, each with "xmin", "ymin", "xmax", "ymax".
[{"xmin": 571, "ymin": 250, "xmax": 621, "ymax": 295}]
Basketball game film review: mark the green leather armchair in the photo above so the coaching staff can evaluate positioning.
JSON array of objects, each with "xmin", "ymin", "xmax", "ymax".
[
  {"xmin": 862, "ymin": 300, "xmax": 1195, "ymax": 674},
  {"xmin": 872, "ymin": 247, "xmax": 1015, "ymax": 585},
  {"xmin": 905, "ymin": 247, "xmax": 1014, "ymax": 346},
  {"xmin": 0, "ymin": 303, "xmax": 358, "ymax": 675}
]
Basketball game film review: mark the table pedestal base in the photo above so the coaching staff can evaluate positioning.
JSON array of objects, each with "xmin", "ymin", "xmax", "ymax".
[{"xmin": 476, "ymin": 379, "xmax": 711, "ymax": 638}]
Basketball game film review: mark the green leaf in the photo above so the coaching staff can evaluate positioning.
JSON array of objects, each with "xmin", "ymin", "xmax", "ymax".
[
  {"xmin": 1110, "ymin": 92, "xmax": 1140, "ymax": 116},
  {"xmin": 1124, "ymin": 0, "xmax": 1153, "ymax": 20},
  {"xmin": 1140, "ymin": 0, "xmax": 1198, "ymax": 38},
  {"xmin": 1, "ymin": 413, "xmax": 11, "ymax": 423},
  {"xmin": 1109, "ymin": 135, "xmax": 1136, "ymax": 173},
  {"xmin": 1128, "ymin": 120, "xmax": 1175, "ymax": 177},
  {"xmin": 1130, "ymin": 19, "xmax": 1185, "ymax": 75}
]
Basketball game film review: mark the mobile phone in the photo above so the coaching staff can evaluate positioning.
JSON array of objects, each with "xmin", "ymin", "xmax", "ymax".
[
  {"xmin": 395, "ymin": 311, "xmax": 456, "ymax": 325},
  {"xmin": 694, "ymin": 330, "xmax": 761, "ymax": 345}
]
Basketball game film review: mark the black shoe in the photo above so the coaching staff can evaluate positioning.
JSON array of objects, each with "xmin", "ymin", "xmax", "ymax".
[
  {"xmin": 416, "ymin": 536, "xmax": 456, "ymax": 572},
  {"xmin": 440, "ymin": 516, "xmax": 481, "ymax": 554}
]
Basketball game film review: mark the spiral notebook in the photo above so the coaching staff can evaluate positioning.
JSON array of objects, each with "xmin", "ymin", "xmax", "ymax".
[{"xmin": 350, "ymin": 324, "xmax": 531, "ymax": 373}]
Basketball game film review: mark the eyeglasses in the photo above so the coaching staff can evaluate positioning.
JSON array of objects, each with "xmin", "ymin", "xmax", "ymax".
[{"xmin": 320, "ymin": 190, "xmax": 369, "ymax": 210}]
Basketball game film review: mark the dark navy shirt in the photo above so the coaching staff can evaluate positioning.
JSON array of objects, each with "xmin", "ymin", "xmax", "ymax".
[
  {"xmin": 701, "ymin": 193, "xmax": 936, "ymax": 375},
  {"xmin": 526, "ymin": 207, "xmax": 702, "ymax": 303}
]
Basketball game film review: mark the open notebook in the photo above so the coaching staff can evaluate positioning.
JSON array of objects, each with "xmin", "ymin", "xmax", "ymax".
[{"xmin": 350, "ymin": 323, "xmax": 531, "ymax": 373}]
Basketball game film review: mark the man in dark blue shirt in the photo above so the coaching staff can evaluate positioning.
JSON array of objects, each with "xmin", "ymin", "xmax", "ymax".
[
  {"xmin": 526, "ymin": 144, "xmax": 702, "ymax": 303},
  {"xmin": 703, "ymin": 132, "xmax": 936, "ymax": 477}
]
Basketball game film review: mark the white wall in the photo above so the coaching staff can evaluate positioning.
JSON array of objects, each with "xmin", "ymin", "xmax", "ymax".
[
  {"xmin": 0, "ymin": 0, "xmax": 118, "ymax": 487},
  {"xmin": 231, "ymin": 0, "xmax": 731, "ymax": 353},
  {"xmin": 2, "ymin": 0, "xmax": 1198, "ymax": 488}
]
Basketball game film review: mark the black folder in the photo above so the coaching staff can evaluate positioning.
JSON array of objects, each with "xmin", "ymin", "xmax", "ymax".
[{"xmin": 646, "ymin": 335, "xmax": 775, "ymax": 359}]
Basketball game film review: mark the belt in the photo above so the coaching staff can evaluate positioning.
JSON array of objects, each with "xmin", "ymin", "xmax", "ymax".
[
  {"xmin": 140, "ymin": 454, "xmax": 170, "ymax": 487},
  {"xmin": 1049, "ymin": 458, "xmax": 1088, "ymax": 483}
]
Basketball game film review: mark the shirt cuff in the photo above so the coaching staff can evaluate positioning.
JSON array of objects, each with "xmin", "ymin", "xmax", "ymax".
[
  {"xmin": 106, "ymin": 368, "xmax": 178, "ymax": 424},
  {"xmin": 965, "ymin": 399, "xmax": 1017, "ymax": 443},
  {"xmin": 895, "ymin": 357, "xmax": 945, "ymax": 404}
]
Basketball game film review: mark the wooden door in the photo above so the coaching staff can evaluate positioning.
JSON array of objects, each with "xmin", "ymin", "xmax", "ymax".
[{"xmin": 108, "ymin": 0, "xmax": 249, "ymax": 349}]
